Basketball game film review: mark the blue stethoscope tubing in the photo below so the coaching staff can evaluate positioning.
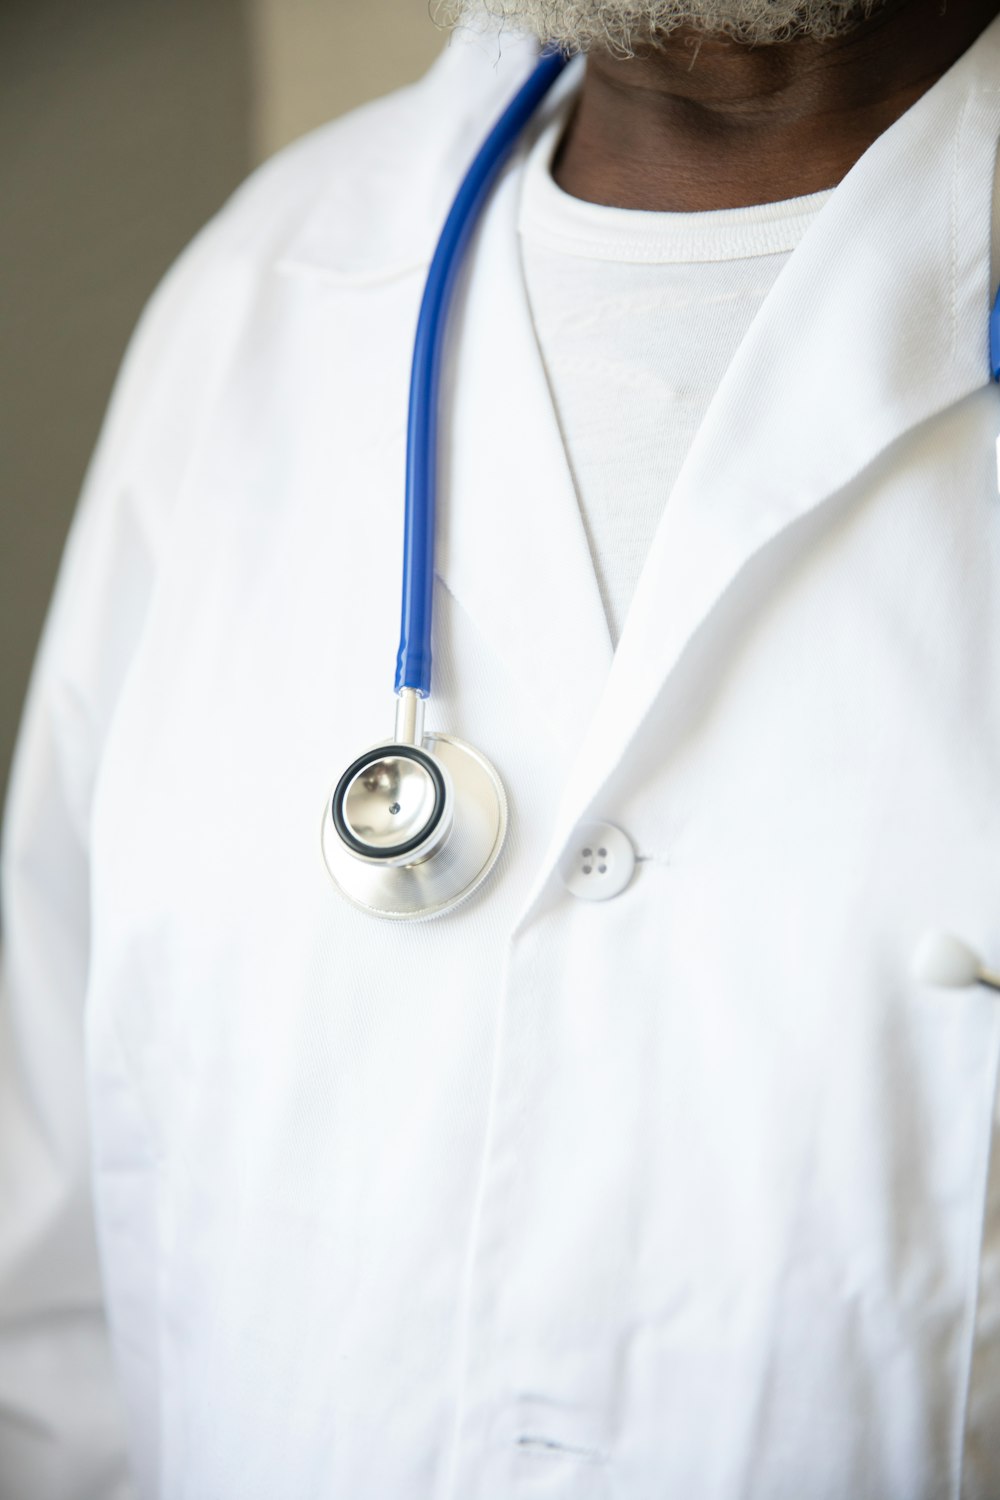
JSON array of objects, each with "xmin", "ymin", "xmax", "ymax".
[
  {"xmin": 396, "ymin": 48, "xmax": 569, "ymax": 698},
  {"xmin": 990, "ymin": 283, "xmax": 1000, "ymax": 381}
]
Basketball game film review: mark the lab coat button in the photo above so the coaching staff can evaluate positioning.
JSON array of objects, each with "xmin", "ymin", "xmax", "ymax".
[{"xmin": 560, "ymin": 821, "xmax": 636, "ymax": 901}]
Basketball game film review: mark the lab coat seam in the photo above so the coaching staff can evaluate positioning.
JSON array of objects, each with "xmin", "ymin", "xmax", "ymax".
[
  {"xmin": 273, "ymin": 254, "xmax": 430, "ymax": 287},
  {"xmin": 954, "ymin": 1009, "xmax": 1000, "ymax": 1500},
  {"xmin": 517, "ymin": 223, "xmax": 814, "ymax": 266}
]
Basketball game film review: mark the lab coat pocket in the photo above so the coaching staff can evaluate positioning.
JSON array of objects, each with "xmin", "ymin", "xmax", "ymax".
[{"xmin": 505, "ymin": 1396, "xmax": 616, "ymax": 1499}]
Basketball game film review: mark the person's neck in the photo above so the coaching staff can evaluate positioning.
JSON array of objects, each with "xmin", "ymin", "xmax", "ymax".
[{"xmin": 553, "ymin": 0, "xmax": 1000, "ymax": 211}]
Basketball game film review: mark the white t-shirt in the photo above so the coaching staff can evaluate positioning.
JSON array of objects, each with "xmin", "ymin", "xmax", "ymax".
[{"xmin": 518, "ymin": 109, "xmax": 831, "ymax": 646}]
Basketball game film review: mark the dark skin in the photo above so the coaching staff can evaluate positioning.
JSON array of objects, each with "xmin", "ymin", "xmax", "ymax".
[{"xmin": 553, "ymin": 0, "xmax": 1000, "ymax": 210}]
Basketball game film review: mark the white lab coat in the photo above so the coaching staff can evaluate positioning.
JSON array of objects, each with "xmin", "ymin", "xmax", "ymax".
[{"xmin": 4, "ymin": 20, "xmax": 1000, "ymax": 1500}]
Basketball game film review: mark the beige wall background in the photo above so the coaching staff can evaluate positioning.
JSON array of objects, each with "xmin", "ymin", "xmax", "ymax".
[
  {"xmin": 249, "ymin": 0, "xmax": 443, "ymax": 160},
  {"xmin": 1, "ymin": 0, "xmax": 443, "ymax": 809}
]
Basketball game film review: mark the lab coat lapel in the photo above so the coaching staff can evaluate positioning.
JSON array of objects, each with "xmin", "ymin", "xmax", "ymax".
[
  {"xmin": 437, "ymin": 148, "xmax": 614, "ymax": 751},
  {"xmin": 279, "ymin": 44, "xmax": 608, "ymax": 755},
  {"xmin": 514, "ymin": 22, "xmax": 1000, "ymax": 924}
]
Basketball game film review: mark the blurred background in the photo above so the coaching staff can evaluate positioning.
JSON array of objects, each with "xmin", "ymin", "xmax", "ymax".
[{"xmin": 0, "ymin": 0, "xmax": 443, "ymax": 806}]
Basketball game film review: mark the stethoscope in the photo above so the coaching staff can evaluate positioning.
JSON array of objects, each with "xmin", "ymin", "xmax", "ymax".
[
  {"xmin": 321, "ymin": 45, "xmax": 1000, "ymax": 974},
  {"xmin": 321, "ymin": 49, "xmax": 569, "ymax": 921}
]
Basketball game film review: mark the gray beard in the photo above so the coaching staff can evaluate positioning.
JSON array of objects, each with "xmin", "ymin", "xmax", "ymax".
[{"xmin": 431, "ymin": 0, "xmax": 884, "ymax": 50}]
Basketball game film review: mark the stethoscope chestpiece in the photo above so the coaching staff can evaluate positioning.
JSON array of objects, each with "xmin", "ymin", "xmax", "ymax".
[
  {"xmin": 321, "ymin": 694, "xmax": 508, "ymax": 922},
  {"xmin": 331, "ymin": 742, "xmax": 453, "ymax": 867}
]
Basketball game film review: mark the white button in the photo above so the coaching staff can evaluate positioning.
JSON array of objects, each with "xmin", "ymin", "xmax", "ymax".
[{"xmin": 559, "ymin": 821, "xmax": 636, "ymax": 901}]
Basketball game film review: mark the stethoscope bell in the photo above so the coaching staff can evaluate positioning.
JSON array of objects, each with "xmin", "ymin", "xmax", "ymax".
[{"xmin": 321, "ymin": 690, "xmax": 508, "ymax": 920}]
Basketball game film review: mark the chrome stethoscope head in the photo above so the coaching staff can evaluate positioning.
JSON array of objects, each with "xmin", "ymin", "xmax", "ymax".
[{"xmin": 322, "ymin": 690, "xmax": 508, "ymax": 920}]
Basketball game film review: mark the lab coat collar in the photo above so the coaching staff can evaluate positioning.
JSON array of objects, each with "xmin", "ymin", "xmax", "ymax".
[{"xmin": 277, "ymin": 31, "xmax": 546, "ymax": 284}]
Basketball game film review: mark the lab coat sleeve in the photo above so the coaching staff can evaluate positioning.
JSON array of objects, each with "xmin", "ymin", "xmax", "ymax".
[{"xmin": 0, "ymin": 191, "xmax": 261, "ymax": 1498}]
